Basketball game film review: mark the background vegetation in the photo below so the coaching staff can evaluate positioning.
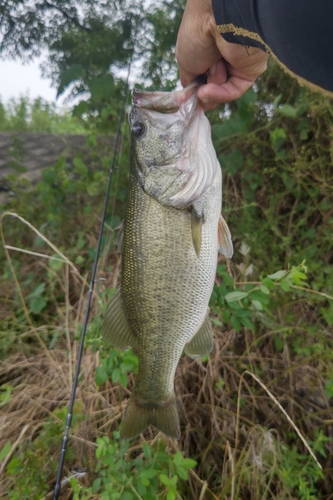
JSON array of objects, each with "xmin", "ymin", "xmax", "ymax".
[{"xmin": 1, "ymin": 0, "xmax": 333, "ymax": 498}]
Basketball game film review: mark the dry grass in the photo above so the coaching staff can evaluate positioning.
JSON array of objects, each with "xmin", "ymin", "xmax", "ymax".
[
  {"xmin": 1, "ymin": 314, "xmax": 332, "ymax": 498},
  {"xmin": 1, "ymin": 274, "xmax": 333, "ymax": 498},
  {"xmin": 1, "ymin": 212, "xmax": 333, "ymax": 499}
]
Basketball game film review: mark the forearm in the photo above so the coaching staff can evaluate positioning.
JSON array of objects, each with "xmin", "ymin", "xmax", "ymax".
[{"xmin": 212, "ymin": 0, "xmax": 333, "ymax": 94}]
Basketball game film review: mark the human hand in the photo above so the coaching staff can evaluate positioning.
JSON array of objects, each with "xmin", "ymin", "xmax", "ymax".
[{"xmin": 175, "ymin": 0, "xmax": 269, "ymax": 109}]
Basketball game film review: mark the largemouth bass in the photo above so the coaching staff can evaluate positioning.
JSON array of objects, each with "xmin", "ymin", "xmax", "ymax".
[{"xmin": 102, "ymin": 81, "xmax": 233, "ymax": 439}]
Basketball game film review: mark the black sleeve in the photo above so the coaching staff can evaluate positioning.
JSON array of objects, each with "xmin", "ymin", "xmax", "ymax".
[{"xmin": 212, "ymin": 0, "xmax": 333, "ymax": 95}]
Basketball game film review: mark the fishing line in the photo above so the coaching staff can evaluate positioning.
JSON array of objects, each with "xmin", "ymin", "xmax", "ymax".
[{"xmin": 53, "ymin": 60, "xmax": 133, "ymax": 500}]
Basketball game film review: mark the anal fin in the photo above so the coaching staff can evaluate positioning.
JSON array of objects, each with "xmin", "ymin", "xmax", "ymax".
[
  {"xmin": 185, "ymin": 314, "xmax": 213, "ymax": 359},
  {"xmin": 218, "ymin": 215, "xmax": 233, "ymax": 258},
  {"xmin": 102, "ymin": 286, "xmax": 136, "ymax": 348}
]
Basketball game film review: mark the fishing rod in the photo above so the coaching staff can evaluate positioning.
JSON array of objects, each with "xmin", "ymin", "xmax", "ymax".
[{"xmin": 52, "ymin": 61, "xmax": 133, "ymax": 500}]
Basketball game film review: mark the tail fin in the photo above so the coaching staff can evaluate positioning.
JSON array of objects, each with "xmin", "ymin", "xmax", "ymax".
[{"xmin": 121, "ymin": 395, "xmax": 180, "ymax": 440}]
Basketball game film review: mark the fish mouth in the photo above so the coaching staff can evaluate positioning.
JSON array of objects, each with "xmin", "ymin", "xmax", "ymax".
[{"xmin": 132, "ymin": 77, "xmax": 205, "ymax": 114}]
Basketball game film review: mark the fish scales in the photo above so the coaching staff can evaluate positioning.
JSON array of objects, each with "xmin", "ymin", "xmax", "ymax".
[
  {"xmin": 122, "ymin": 178, "xmax": 221, "ymax": 401},
  {"xmin": 102, "ymin": 81, "xmax": 233, "ymax": 439}
]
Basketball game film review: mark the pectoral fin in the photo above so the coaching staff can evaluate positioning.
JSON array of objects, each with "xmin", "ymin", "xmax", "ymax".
[
  {"xmin": 191, "ymin": 210, "xmax": 203, "ymax": 256},
  {"xmin": 102, "ymin": 286, "xmax": 136, "ymax": 348},
  {"xmin": 218, "ymin": 215, "xmax": 233, "ymax": 258},
  {"xmin": 185, "ymin": 315, "xmax": 213, "ymax": 359},
  {"xmin": 114, "ymin": 220, "xmax": 124, "ymax": 254}
]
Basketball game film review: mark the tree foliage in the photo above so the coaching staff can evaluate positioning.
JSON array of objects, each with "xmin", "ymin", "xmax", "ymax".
[{"xmin": 0, "ymin": 0, "xmax": 185, "ymax": 128}]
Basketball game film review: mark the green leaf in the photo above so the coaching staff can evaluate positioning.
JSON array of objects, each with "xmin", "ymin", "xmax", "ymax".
[
  {"xmin": 251, "ymin": 300, "xmax": 263, "ymax": 311},
  {"xmin": 222, "ymin": 309, "xmax": 231, "ymax": 323},
  {"xmin": 224, "ymin": 291, "xmax": 248, "ymax": 303},
  {"xmin": 27, "ymin": 282, "xmax": 46, "ymax": 298},
  {"xmin": 73, "ymin": 157, "xmax": 88, "ymax": 176},
  {"xmin": 112, "ymin": 368, "xmax": 120, "ymax": 383},
  {"xmin": 270, "ymin": 127, "xmax": 287, "ymax": 152},
  {"xmin": 96, "ymin": 446, "xmax": 102, "ymax": 459},
  {"xmin": 159, "ymin": 474, "xmax": 171, "ymax": 486},
  {"xmin": 176, "ymin": 466, "xmax": 188, "ymax": 480},
  {"xmin": 29, "ymin": 297, "xmax": 47, "ymax": 314},
  {"xmin": 76, "ymin": 232, "xmax": 86, "ymax": 250},
  {"xmin": 7, "ymin": 456, "xmax": 20, "ymax": 474},
  {"xmin": 321, "ymin": 302, "xmax": 333, "ymax": 326},
  {"xmin": 166, "ymin": 490, "xmax": 177, "ymax": 500},
  {"xmin": 0, "ymin": 441, "xmax": 11, "ymax": 461},
  {"xmin": 0, "ymin": 384, "xmax": 13, "ymax": 407},
  {"xmin": 139, "ymin": 469, "xmax": 159, "ymax": 480},
  {"xmin": 210, "ymin": 317, "xmax": 222, "ymax": 326},
  {"xmin": 121, "ymin": 492, "xmax": 134, "ymax": 500},
  {"xmin": 180, "ymin": 458, "xmax": 197, "ymax": 469},
  {"xmin": 219, "ymin": 150, "xmax": 244, "ymax": 175},
  {"xmin": 278, "ymin": 104, "xmax": 298, "ymax": 118},
  {"xmin": 289, "ymin": 269, "xmax": 307, "ymax": 285},
  {"xmin": 88, "ymin": 74, "xmax": 114, "ymax": 100},
  {"xmin": 259, "ymin": 284, "xmax": 270, "ymax": 295},
  {"xmin": 49, "ymin": 256, "xmax": 64, "ymax": 271},
  {"xmin": 171, "ymin": 475, "xmax": 178, "ymax": 486},
  {"xmin": 240, "ymin": 316, "xmax": 254, "ymax": 330},
  {"xmin": 119, "ymin": 372, "xmax": 128, "ymax": 387},
  {"xmin": 142, "ymin": 443, "xmax": 152, "ymax": 459},
  {"xmin": 300, "ymin": 128, "xmax": 308, "ymax": 140},
  {"xmin": 274, "ymin": 336, "xmax": 284, "ymax": 352},
  {"xmin": 248, "ymin": 290, "xmax": 270, "ymax": 304},
  {"xmin": 230, "ymin": 315, "xmax": 242, "ymax": 332},
  {"xmin": 57, "ymin": 64, "xmax": 85, "ymax": 97},
  {"xmin": 173, "ymin": 451, "xmax": 182, "ymax": 466},
  {"xmin": 73, "ymin": 100, "xmax": 90, "ymax": 117},
  {"xmin": 280, "ymin": 280, "xmax": 291, "ymax": 292},
  {"xmin": 92, "ymin": 478, "xmax": 102, "ymax": 492},
  {"xmin": 273, "ymin": 93, "xmax": 283, "ymax": 108},
  {"xmin": 112, "ymin": 430, "xmax": 120, "ymax": 440},
  {"xmin": 262, "ymin": 277, "xmax": 275, "ymax": 290},
  {"xmin": 220, "ymin": 271, "xmax": 235, "ymax": 288},
  {"xmin": 95, "ymin": 367, "xmax": 108, "ymax": 386},
  {"xmin": 267, "ymin": 270, "xmax": 287, "ymax": 281}
]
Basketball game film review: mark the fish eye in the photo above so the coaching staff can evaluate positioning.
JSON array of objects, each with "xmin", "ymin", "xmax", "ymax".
[{"xmin": 132, "ymin": 122, "xmax": 146, "ymax": 138}]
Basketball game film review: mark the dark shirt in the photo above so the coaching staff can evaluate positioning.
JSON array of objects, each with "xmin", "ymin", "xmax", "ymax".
[{"xmin": 212, "ymin": 0, "xmax": 333, "ymax": 95}]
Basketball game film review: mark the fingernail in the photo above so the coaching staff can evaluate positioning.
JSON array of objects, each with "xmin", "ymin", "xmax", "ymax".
[
  {"xmin": 200, "ymin": 97, "xmax": 215, "ymax": 110},
  {"xmin": 209, "ymin": 63, "xmax": 216, "ymax": 76}
]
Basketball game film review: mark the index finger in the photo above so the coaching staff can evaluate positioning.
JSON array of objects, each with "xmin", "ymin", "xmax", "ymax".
[{"xmin": 198, "ymin": 75, "xmax": 256, "ymax": 106}]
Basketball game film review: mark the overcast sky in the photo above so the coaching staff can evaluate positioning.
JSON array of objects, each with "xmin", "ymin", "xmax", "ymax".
[
  {"xmin": 0, "ymin": 57, "xmax": 142, "ymax": 108},
  {"xmin": 0, "ymin": 57, "xmax": 63, "ymax": 105}
]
